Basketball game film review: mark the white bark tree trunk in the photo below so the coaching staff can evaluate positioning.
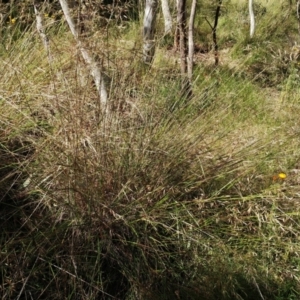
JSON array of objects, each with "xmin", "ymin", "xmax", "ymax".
[
  {"xmin": 177, "ymin": 0, "xmax": 187, "ymax": 75},
  {"xmin": 161, "ymin": 0, "xmax": 172, "ymax": 35},
  {"xmin": 297, "ymin": 0, "xmax": 300, "ymax": 35},
  {"xmin": 143, "ymin": 0, "xmax": 158, "ymax": 64},
  {"xmin": 174, "ymin": 0, "xmax": 180, "ymax": 50},
  {"xmin": 33, "ymin": 1, "xmax": 52, "ymax": 60},
  {"xmin": 59, "ymin": 0, "xmax": 108, "ymax": 114},
  {"xmin": 187, "ymin": 0, "xmax": 196, "ymax": 82},
  {"xmin": 249, "ymin": 0, "xmax": 255, "ymax": 38}
]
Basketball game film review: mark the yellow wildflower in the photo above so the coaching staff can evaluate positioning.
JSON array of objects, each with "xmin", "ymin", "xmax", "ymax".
[
  {"xmin": 9, "ymin": 16, "xmax": 16, "ymax": 24},
  {"xmin": 273, "ymin": 172, "xmax": 287, "ymax": 182},
  {"xmin": 278, "ymin": 173, "xmax": 287, "ymax": 179}
]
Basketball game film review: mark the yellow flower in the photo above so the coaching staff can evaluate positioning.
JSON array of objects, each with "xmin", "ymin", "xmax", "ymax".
[
  {"xmin": 44, "ymin": 13, "xmax": 49, "ymax": 18},
  {"xmin": 9, "ymin": 16, "xmax": 16, "ymax": 24},
  {"xmin": 272, "ymin": 172, "xmax": 287, "ymax": 182},
  {"xmin": 278, "ymin": 173, "xmax": 287, "ymax": 179}
]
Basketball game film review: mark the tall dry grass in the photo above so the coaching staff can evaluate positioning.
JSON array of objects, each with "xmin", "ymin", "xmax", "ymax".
[{"xmin": 1, "ymin": 3, "xmax": 300, "ymax": 299}]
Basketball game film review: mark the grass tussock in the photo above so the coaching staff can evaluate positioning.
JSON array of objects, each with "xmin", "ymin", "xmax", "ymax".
[{"xmin": 1, "ymin": 2, "xmax": 300, "ymax": 299}]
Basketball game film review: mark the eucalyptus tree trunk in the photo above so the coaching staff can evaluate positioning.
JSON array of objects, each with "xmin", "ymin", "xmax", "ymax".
[
  {"xmin": 143, "ymin": 0, "xmax": 158, "ymax": 64},
  {"xmin": 177, "ymin": 0, "xmax": 187, "ymax": 74},
  {"xmin": 161, "ymin": 0, "xmax": 172, "ymax": 34},
  {"xmin": 59, "ymin": 0, "xmax": 108, "ymax": 114},
  {"xmin": 177, "ymin": 0, "xmax": 192, "ymax": 98},
  {"xmin": 212, "ymin": 0, "xmax": 222, "ymax": 66},
  {"xmin": 33, "ymin": 1, "xmax": 51, "ymax": 60},
  {"xmin": 249, "ymin": 0, "xmax": 255, "ymax": 37},
  {"xmin": 297, "ymin": 0, "xmax": 300, "ymax": 35},
  {"xmin": 174, "ymin": 0, "xmax": 180, "ymax": 51},
  {"xmin": 187, "ymin": 0, "xmax": 196, "ymax": 82}
]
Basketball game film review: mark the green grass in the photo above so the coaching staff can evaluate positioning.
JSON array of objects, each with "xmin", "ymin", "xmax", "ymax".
[{"xmin": 1, "ymin": 1, "xmax": 300, "ymax": 299}]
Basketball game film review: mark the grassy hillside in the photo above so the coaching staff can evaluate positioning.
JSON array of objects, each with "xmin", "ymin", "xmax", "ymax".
[{"xmin": 1, "ymin": 1, "xmax": 300, "ymax": 299}]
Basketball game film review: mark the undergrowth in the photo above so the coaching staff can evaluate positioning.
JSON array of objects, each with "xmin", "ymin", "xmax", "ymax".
[{"xmin": 1, "ymin": 1, "xmax": 300, "ymax": 299}]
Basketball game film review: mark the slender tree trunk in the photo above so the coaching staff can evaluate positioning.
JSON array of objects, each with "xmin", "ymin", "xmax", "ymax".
[
  {"xmin": 187, "ymin": 0, "xmax": 196, "ymax": 82},
  {"xmin": 176, "ymin": 0, "xmax": 192, "ymax": 98},
  {"xmin": 143, "ymin": 0, "xmax": 158, "ymax": 64},
  {"xmin": 33, "ymin": 1, "xmax": 52, "ymax": 60},
  {"xmin": 213, "ymin": 0, "xmax": 222, "ymax": 66},
  {"xmin": 177, "ymin": 0, "xmax": 187, "ymax": 75},
  {"xmin": 249, "ymin": 0, "xmax": 255, "ymax": 38},
  {"xmin": 205, "ymin": 0, "xmax": 222, "ymax": 66},
  {"xmin": 58, "ymin": 0, "xmax": 108, "ymax": 114},
  {"xmin": 174, "ymin": 0, "xmax": 180, "ymax": 51},
  {"xmin": 297, "ymin": 0, "xmax": 300, "ymax": 35},
  {"xmin": 161, "ymin": 0, "xmax": 172, "ymax": 34}
]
